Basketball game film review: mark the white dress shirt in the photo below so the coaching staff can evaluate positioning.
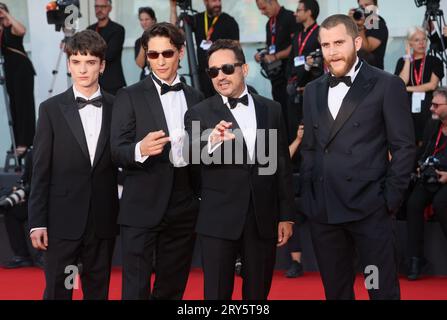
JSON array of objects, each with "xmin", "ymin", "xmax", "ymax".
[
  {"xmin": 135, "ymin": 73, "xmax": 188, "ymax": 168},
  {"xmin": 328, "ymin": 58, "xmax": 362, "ymax": 120},
  {"xmin": 74, "ymin": 85, "xmax": 103, "ymax": 166},
  {"xmin": 30, "ymin": 85, "xmax": 103, "ymax": 234},
  {"xmin": 209, "ymin": 87, "xmax": 258, "ymax": 160}
]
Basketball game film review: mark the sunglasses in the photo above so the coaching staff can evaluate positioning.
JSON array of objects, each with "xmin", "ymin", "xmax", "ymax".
[
  {"xmin": 146, "ymin": 50, "xmax": 176, "ymax": 59},
  {"xmin": 431, "ymin": 103, "xmax": 447, "ymax": 109},
  {"xmin": 206, "ymin": 63, "xmax": 244, "ymax": 79}
]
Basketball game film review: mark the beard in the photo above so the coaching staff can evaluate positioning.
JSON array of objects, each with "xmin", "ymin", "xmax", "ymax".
[
  {"xmin": 325, "ymin": 49, "xmax": 358, "ymax": 78},
  {"xmin": 208, "ymin": 5, "xmax": 222, "ymax": 16}
]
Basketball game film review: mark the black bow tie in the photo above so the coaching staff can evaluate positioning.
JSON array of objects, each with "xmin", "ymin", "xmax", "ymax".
[
  {"xmin": 228, "ymin": 94, "xmax": 249, "ymax": 109},
  {"xmin": 328, "ymin": 75, "xmax": 352, "ymax": 88},
  {"xmin": 76, "ymin": 96, "xmax": 102, "ymax": 109},
  {"xmin": 151, "ymin": 73, "xmax": 183, "ymax": 95}
]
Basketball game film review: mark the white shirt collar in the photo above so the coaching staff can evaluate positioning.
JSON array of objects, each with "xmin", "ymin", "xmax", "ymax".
[
  {"xmin": 151, "ymin": 72, "xmax": 181, "ymax": 89},
  {"xmin": 73, "ymin": 85, "xmax": 101, "ymax": 100},
  {"xmin": 220, "ymin": 86, "xmax": 249, "ymax": 108}
]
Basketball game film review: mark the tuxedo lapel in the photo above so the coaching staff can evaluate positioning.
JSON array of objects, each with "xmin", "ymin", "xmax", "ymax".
[
  {"xmin": 60, "ymin": 88, "xmax": 90, "ymax": 163},
  {"xmin": 315, "ymin": 75, "xmax": 333, "ymax": 145},
  {"xmin": 92, "ymin": 92, "xmax": 112, "ymax": 169},
  {"xmin": 327, "ymin": 64, "xmax": 377, "ymax": 145},
  {"xmin": 183, "ymin": 85, "xmax": 198, "ymax": 109},
  {"xmin": 143, "ymin": 77, "xmax": 169, "ymax": 135}
]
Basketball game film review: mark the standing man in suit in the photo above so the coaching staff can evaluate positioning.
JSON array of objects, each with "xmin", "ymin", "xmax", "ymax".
[
  {"xmin": 301, "ymin": 14, "xmax": 416, "ymax": 300},
  {"xmin": 111, "ymin": 22, "xmax": 203, "ymax": 300},
  {"xmin": 184, "ymin": 39, "xmax": 295, "ymax": 300},
  {"xmin": 88, "ymin": 0, "xmax": 126, "ymax": 95},
  {"xmin": 28, "ymin": 30, "xmax": 119, "ymax": 300}
]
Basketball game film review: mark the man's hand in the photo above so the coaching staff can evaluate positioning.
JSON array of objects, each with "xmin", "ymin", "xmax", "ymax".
[
  {"xmin": 436, "ymin": 170, "xmax": 447, "ymax": 184},
  {"xmin": 254, "ymin": 52, "xmax": 262, "ymax": 63},
  {"xmin": 443, "ymin": 26, "xmax": 447, "ymax": 37},
  {"xmin": 306, "ymin": 55, "xmax": 315, "ymax": 67},
  {"xmin": 30, "ymin": 229, "xmax": 48, "ymax": 251},
  {"xmin": 277, "ymin": 222, "xmax": 293, "ymax": 247},
  {"xmin": 139, "ymin": 130, "xmax": 170, "ymax": 157},
  {"xmin": 210, "ymin": 121, "xmax": 235, "ymax": 145}
]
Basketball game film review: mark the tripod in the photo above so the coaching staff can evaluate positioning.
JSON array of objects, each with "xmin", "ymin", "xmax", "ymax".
[
  {"xmin": 424, "ymin": 8, "xmax": 447, "ymax": 85},
  {"xmin": 0, "ymin": 41, "xmax": 19, "ymax": 172},
  {"xmin": 178, "ymin": 8, "xmax": 201, "ymax": 92},
  {"xmin": 48, "ymin": 34, "xmax": 71, "ymax": 98}
]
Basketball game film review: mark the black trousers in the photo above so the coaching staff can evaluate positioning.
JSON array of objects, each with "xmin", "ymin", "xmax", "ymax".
[
  {"xmin": 406, "ymin": 182, "xmax": 447, "ymax": 258},
  {"xmin": 43, "ymin": 212, "xmax": 115, "ymax": 300},
  {"xmin": 121, "ymin": 169, "xmax": 199, "ymax": 300},
  {"xmin": 3, "ymin": 203, "xmax": 30, "ymax": 257},
  {"xmin": 309, "ymin": 208, "xmax": 400, "ymax": 300},
  {"xmin": 287, "ymin": 222, "xmax": 303, "ymax": 253},
  {"xmin": 200, "ymin": 204, "xmax": 277, "ymax": 300}
]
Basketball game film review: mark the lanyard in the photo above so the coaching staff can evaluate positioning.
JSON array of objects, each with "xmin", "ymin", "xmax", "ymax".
[
  {"xmin": 433, "ymin": 124, "xmax": 447, "ymax": 156},
  {"xmin": 269, "ymin": 16, "xmax": 277, "ymax": 46},
  {"xmin": 413, "ymin": 55, "xmax": 425, "ymax": 86},
  {"xmin": 204, "ymin": 13, "xmax": 219, "ymax": 41},
  {"xmin": 297, "ymin": 24, "xmax": 318, "ymax": 56}
]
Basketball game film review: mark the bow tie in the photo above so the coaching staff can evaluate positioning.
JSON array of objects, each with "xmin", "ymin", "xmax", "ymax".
[
  {"xmin": 76, "ymin": 96, "xmax": 102, "ymax": 109},
  {"xmin": 228, "ymin": 94, "xmax": 249, "ymax": 109},
  {"xmin": 328, "ymin": 75, "xmax": 352, "ymax": 88},
  {"xmin": 151, "ymin": 73, "xmax": 184, "ymax": 95}
]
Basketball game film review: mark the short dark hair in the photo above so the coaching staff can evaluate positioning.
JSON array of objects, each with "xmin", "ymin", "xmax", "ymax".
[
  {"xmin": 299, "ymin": 0, "xmax": 319, "ymax": 20},
  {"xmin": 138, "ymin": 6, "xmax": 156, "ymax": 21},
  {"xmin": 65, "ymin": 30, "xmax": 107, "ymax": 61},
  {"xmin": 140, "ymin": 22, "xmax": 185, "ymax": 52},
  {"xmin": 358, "ymin": 0, "xmax": 378, "ymax": 5},
  {"xmin": 207, "ymin": 39, "xmax": 246, "ymax": 65},
  {"xmin": 0, "ymin": 2, "xmax": 9, "ymax": 12},
  {"xmin": 320, "ymin": 14, "xmax": 359, "ymax": 39}
]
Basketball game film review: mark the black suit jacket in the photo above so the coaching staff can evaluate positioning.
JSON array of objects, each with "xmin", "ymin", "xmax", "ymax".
[
  {"xmin": 110, "ymin": 77, "xmax": 204, "ymax": 228},
  {"xmin": 28, "ymin": 88, "xmax": 119, "ymax": 240},
  {"xmin": 301, "ymin": 62, "xmax": 416, "ymax": 224},
  {"xmin": 184, "ymin": 93, "xmax": 296, "ymax": 240},
  {"xmin": 88, "ymin": 20, "xmax": 126, "ymax": 92}
]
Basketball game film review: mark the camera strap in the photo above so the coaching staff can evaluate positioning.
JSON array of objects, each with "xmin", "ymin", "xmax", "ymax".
[
  {"xmin": 204, "ymin": 13, "xmax": 219, "ymax": 41},
  {"xmin": 433, "ymin": 124, "xmax": 447, "ymax": 156},
  {"xmin": 297, "ymin": 24, "xmax": 318, "ymax": 56}
]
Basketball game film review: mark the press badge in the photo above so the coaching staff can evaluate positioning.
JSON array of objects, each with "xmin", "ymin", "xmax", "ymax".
[
  {"xmin": 294, "ymin": 56, "xmax": 306, "ymax": 67},
  {"xmin": 411, "ymin": 92, "xmax": 425, "ymax": 113},
  {"xmin": 269, "ymin": 45, "xmax": 276, "ymax": 54},
  {"xmin": 200, "ymin": 40, "xmax": 213, "ymax": 51}
]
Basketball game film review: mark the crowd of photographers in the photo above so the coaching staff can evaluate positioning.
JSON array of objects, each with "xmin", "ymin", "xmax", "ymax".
[{"xmin": 1, "ymin": 0, "xmax": 447, "ymax": 282}]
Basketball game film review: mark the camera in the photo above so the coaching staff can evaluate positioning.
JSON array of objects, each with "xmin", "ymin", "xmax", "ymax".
[
  {"xmin": 0, "ymin": 187, "xmax": 26, "ymax": 210},
  {"xmin": 352, "ymin": 6, "xmax": 374, "ymax": 21},
  {"xmin": 46, "ymin": 0, "xmax": 81, "ymax": 32},
  {"xmin": 415, "ymin": 0, "xmax": 441, "ymax": 13},
  {"xmin": 309, "ymin": 49, "xmax": 323, "ymax": 70},
  {"xmin": 419, "ymin": 156, "xmax": 442, "ymax": 184},
  {"xmin": 176, "ymin": 0, "xmax": 193, "ymax": 11},
  {"xmin": 257, "ymin": 48, "xmax": 283, "ymax": 81}
]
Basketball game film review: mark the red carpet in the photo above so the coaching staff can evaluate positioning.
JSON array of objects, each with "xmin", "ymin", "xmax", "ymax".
[{"xmin": 1, "ymin": 267, "xmax": 446, "ymax": 300}]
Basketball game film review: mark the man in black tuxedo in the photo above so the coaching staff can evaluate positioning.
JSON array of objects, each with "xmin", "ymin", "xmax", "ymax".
[
  {"xmin": 28, "ymin": 30, "xmax": 119, "ymax": 300},
  {"xmin": 88, "ymin": 0, "xmax": 126, "ymax": 95},
  {"xmin": 184, "ymin": 39, "xmax": 295, "ymax": 300},
  {"xmin": 301, "ymin": 15, "xmax": 416, "ymax": 300},
  {"xmin": 111, "ymin": 22, "xmax": 203, "ymax": 300}
]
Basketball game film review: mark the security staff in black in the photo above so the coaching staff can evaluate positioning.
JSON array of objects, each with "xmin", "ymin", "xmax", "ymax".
[{"xmin": 170, "ymin": 0, "xmax": 240, "ymax": 98}]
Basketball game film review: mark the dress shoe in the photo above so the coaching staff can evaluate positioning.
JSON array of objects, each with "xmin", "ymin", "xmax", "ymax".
[
  {"xmin": 235, "ymin": 258, "xmax": 242, "ymax": 277},
  {"xmin": 407, "ymin": 256, "xmax": 425, "ymax": 281},
  {"xmin": 285, "ymin": 260, "xmax": 304, "ymax": 278},
  {"xmin": 2, "ymin": 256, "xmax": 33, "ymax": 269}
]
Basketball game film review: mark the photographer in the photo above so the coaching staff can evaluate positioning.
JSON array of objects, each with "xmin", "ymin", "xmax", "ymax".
[
  {"xmin": 170, "ymin": 0, "xmax": 239, "ymax": 97},
  {"xmin": 255, "ymin": 0, "xmax": 300, "ymax": 140},
  {"xmin": 1, "ymin": 148, "xmax": 43, "ymax": 269},
  {"xmin": 406, "ymin": 87, "xmax": 447, "ymax": 281},
  {"xmin": 348, "ymin": 0, "xmax": 388, "ymax": 70},
  {"xmin": 0, "ymin": 2, "xmax": 36, "ymax": 156},
  {"xmin": 395, "ymin": 26, "xmax": 443, "ymax": 146},
  {"xmin": 286, "ymin": 0, "xmax": 322, "ymax": 145}
]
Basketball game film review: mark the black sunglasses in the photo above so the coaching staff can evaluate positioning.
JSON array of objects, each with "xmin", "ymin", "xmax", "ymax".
[
  {"xmin": 206, "ymin": 63, "xmax": 244, "ymax": 79},
  {"xmin": 146, "ymin": 50, "xmax": 176, "ymax": 59}
]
